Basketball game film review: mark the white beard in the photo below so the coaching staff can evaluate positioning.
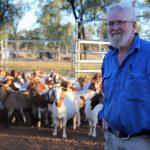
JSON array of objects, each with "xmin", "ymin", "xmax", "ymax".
[{"xmin": 108, "ymin": 26, "xmax": 132, "ymax": 48}]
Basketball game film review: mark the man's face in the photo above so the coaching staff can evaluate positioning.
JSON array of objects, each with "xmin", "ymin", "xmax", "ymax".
[{"xmin": 106, "ymin": 11, "xmax": 135, "ymax": 48}]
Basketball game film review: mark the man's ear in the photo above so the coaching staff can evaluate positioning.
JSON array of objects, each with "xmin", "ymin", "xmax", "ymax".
[{"xmin": 133, "ymin": 21, "xmax": 136, "ymax": 30}]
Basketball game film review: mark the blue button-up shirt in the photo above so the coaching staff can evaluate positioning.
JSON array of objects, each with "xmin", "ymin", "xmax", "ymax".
[{"xmin": 98, "ymin": 34, "xmax": 150, "ymax": 135}]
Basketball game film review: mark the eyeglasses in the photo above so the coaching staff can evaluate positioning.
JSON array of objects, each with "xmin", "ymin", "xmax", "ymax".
[{"xmin": 105, "ymin": 20, "xmax": 135, "ymax": 28}]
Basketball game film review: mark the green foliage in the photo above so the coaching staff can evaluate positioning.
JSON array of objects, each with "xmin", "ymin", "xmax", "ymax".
[
  {"xmin": 36, "ymin": 0, "xmax": 74, "ymax": 41},
  {"xmin": 65, "ymin": 0, "xmax": 121, "ymax": 41},
  {"xmin": 0, "ymin": 0, "xmax": 25, "ymax": 40},
  {"xmin": 66, "ymin": 0, "xmax": 121, "ymax": 20},
  {"xmin": 0, "ymin": 26, "xmax": 8, "ymax": 40},
  {"xmin": 145, "ymin": 0, "xmax": 150, "ymax": 3}
]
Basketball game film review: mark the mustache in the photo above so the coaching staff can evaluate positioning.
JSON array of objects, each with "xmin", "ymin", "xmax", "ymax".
[
  {"xmin": 111, "ymin": 32, "xmax": 122, "ymax": 36},
  {"xmin": 108, "ymin": 31, "xmax": 131, "ymax": 48}
]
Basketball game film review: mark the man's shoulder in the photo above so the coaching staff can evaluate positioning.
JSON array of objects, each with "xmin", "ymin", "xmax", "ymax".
[
  {"xmin": 139, "ymin": 38, "xmax": 150, "ymax": 55},
  {"xmin": 140, "ymin": 38, "xmax": 150, "ymax": 46}
]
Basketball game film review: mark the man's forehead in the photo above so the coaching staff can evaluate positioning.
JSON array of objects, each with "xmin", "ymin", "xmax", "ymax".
[{"xmin": 107, "ymin": 11, "xmax": 128, "ymax": 21}]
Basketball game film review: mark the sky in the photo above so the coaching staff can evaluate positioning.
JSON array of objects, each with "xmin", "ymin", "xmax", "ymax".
[
  {"xmin": 17, "ymin": 0, "xmax": 39, "ymax": 31},
  {"xmin": 18, "ymin": 11, "xmax": 38, "ymax": 31}
]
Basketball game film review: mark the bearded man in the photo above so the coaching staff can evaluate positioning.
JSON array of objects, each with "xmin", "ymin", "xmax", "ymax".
[{"xmin": 98, "ymin": 3, "xmax": 150, "ymax": 150}]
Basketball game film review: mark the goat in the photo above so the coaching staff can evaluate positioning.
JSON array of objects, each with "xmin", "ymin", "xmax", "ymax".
[
  {"xmin": 0, "ymin": 101, "xmax": 8, "ymax": 128},
  {"xmin": 28, "ymin": 85, "xmax": 51, "ymax": 128},
  {"xmin": 84, "ymin": 93, "xmax": 103, "ymax": 138},
  {"xmin": 50, "ymin": 86, "xmax": 81, "ymax": 138},
  {"xmin": 0, "ymin": 84, "xmax": 34, "ymax": 124}
]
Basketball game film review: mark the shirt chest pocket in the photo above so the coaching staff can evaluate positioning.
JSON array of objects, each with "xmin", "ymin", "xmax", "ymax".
[
  {"xmin": 103, "ymin": 72, "xmax": 112, "ymax": 92},
  {"xmin": 127, "ymin": 73, "xmax": 150, "ymax": 102}
]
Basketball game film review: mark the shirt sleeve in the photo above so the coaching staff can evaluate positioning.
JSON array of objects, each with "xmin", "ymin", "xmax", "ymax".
[
  {"xmin": 98, "ymin": 106, "xmax": 104, "ymax": 121},
  {"xmin": 98, "ymin": 59, "xmax": 105, "ymax": 122}
]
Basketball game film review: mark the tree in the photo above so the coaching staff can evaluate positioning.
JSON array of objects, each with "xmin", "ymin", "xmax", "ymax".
[
  {"xmin": 37, "ymin": 0, "xmax": 73, "ymax": 40},
  {"xmin": 34, "ymin": 0, "xmax": 74, "ymax": 60},
  {"xmin": 64, "ymin": 0, "xmax": 121, "ymax": 59},
  {"xmin": 145, "ymin": 0, "xmax": 150, "ymax": 3},
  {"xmin": 0, "ymin": 0, "xmax": 23, "ymax": 39},
  {"xmin": 133, "ymin": 0, "xmax": 150, "ymax": 39},
  {"xmin": 66, "ymin": 0, "xmax": 120, "ymax": 38},
  {"xmin": 144, "ymin": 0, "xmax": 150, "ymax": 19}
]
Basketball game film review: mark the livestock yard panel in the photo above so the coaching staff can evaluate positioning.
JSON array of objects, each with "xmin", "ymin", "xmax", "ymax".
[{"xmin": 0, "ymin": 40, "xmax": 107, "ymax": 77}]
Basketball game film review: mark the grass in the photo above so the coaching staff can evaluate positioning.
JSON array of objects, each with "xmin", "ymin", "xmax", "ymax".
[{"xmin": 1, "ymin": 60, "xmax": 101, "ymax": 77}]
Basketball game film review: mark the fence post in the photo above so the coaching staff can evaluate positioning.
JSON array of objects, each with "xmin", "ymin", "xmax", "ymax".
[
  {"xmin": 4, "ymin": 39, "xmax": 8, "ymax": 71},
  {"xmin": 0, "ymin": 40, "xmax": 4, "ymax": 69}
]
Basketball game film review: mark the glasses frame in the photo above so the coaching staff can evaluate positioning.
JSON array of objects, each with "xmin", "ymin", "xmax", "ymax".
[{"xmin": 105, "ymin": 20, "xmax": 135, "ymax": 28}]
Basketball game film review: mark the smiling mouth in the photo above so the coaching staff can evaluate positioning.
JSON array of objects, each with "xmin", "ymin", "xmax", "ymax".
[{"xmin": 112, "ymin": 33, "xmax": 121, "ymax": 36}]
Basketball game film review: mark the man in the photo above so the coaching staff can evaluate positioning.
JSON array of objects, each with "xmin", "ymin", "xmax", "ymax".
[{"xmin": 98, "ymin": 3, "xmax": 150, "ymax": 150}]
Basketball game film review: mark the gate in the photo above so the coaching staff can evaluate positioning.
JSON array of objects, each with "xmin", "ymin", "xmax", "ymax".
[{"xmin": 74, "ymin": 39, "xmax": 109, "ymax": 77}]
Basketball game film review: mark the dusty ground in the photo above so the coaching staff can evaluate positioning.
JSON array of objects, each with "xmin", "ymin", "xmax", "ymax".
[{"xmin": 0, "ymin": 121, "xmax": 105, "ymax": 150}]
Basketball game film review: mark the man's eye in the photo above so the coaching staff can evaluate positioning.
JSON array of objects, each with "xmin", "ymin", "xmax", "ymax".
[{"xmin": 109, "ymin": 22, "xmax": 114, "ymax": 26}]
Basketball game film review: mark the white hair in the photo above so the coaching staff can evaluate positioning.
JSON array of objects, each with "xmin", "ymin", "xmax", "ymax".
[{"xmin": 106, "ymin": 3, "xmax": 136, "ymax": 21}]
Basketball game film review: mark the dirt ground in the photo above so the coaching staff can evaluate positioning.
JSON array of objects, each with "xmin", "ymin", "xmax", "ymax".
[{"xmin": 0, "ymin": 121, "xmax": 105, "ymax": 150}]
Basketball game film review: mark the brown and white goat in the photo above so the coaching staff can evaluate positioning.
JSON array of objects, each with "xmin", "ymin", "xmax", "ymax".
[{"xmin": 84, "ymin": 93, "xmax": 103, "ymax": 138}]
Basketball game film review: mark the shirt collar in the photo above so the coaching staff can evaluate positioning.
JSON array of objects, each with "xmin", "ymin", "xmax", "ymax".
[
  {"xmin": 109, "ymin": 33, "xmax": 140, "ymax": 56},
  {"xmin": 129, "ymin": 33, "xmax": 140, "ymax": 53}
]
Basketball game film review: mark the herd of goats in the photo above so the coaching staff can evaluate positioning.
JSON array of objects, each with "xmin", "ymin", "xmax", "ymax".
[{"xmin": 0, "ymin": 68, "xmax": 103, "ymax": 138}]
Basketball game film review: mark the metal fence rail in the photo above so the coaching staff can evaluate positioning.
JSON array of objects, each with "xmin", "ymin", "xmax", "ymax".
[
  {"xmin": 0, "ymin": 39, "xmax": 109, "ymax": 77},
  {"xmin": 74, "ymin": 39, "xmax": 109, "ymax": 77}
]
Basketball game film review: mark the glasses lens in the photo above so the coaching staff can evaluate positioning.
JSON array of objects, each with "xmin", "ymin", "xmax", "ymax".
[{"xmin": 108, "ymin": 21, "xmax": 114, "ymax": 27}]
